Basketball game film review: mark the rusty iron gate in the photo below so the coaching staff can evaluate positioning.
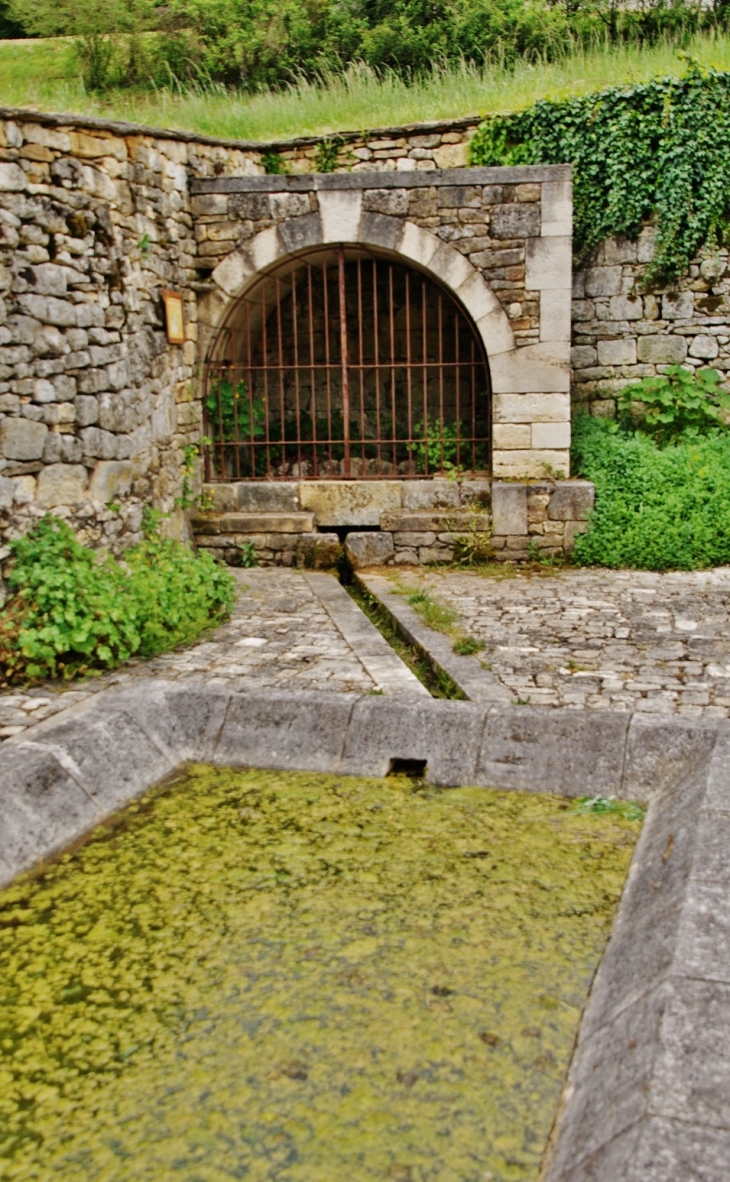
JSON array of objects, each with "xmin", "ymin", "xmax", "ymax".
[{"xmin": 203, "ymin": 247, "xmax": 491, "ymax": 480}]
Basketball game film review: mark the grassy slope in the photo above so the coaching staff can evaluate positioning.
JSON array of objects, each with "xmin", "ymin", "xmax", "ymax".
[{"xmin": 1, "ymin": 32, "xmax": 730, "ymax": 142}]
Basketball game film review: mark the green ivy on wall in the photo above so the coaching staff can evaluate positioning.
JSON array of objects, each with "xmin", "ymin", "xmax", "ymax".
[{"xmin": 469, "ymin": 64, "xmax": 730, "ymax": 281}]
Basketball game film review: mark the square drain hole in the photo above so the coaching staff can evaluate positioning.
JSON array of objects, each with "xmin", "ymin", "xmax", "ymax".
[{"xmin": 388, "ymin": 758, "xmax": 427, "ymax": 778}]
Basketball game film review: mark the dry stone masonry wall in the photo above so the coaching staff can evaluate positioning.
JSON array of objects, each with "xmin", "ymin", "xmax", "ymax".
[{"xmin": 572, "ymin": 229, "xmax": 730, "ymax": 415}]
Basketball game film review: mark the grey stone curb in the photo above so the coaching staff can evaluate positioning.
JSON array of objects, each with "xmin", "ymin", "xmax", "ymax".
[
  {"xmin": 302, "ymin": 572, "xmax": 428, "ymax": 698},
  {"xmin": 2, "ymin": 680, "xmax": 730, "ymax": 1179},
  {"xmin": 191, "ymin": 164, "xmax": 572, "ymax": 193},
  {"xmin": 358, "ymin": 572, "xmax": 512, "ymax": 703},
  {"xmin": 0, "ymin": 104, "xmax": 482, "ymax": 153}
]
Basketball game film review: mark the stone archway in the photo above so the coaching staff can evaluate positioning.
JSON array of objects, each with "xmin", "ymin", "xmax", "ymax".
[{"xmin": 195, "ymin": 171, "xmax": 572, "ymax": 477}]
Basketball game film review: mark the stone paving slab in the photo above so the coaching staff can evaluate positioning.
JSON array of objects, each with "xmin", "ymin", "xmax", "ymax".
[
  {"xmin": 362, "ymin": 566, "xmax": 730, "ymax": 717},
  {"xmin": 0, "ymin": 570, "xmax": 423, "ymax": 743}
]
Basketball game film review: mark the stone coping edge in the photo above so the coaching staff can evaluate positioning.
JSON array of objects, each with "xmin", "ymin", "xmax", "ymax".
[
  {"xmin": 191, "ymin": 164, "xmax": 572, "ymax": 193},
  {"xmin": 2, "ymin": 679, "xmax": 729, "ymax": 1180},
  {"xmin": 0, "ymin": 104, "xmax": 489, "ymax": 153}
]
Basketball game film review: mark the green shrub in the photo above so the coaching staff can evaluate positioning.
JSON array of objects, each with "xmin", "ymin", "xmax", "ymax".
[
  {"xmin": 571, "ymin": 414, "xmax": 730, "ymax": 570},
  {"xmin": 0, "ymin": 516, "xmax": 235, "ymax": 685},
  {"xmin": 618, "ymin": 365, "xmax": 730, "ymax": 442},
  {"xmin": 470, "ymin": 66, "xmax": 730, "ymax": 281}
]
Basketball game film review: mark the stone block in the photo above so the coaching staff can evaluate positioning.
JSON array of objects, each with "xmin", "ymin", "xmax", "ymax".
[
  {"xmin": 88, "ymin": 460, "xmax": 133, "ymax": 503},
  {"xmin": 341, "ymin": 697, "xmax": 488, "ymax": 785},
  {"xmin": 345, "ymin": 531, "xmax": 394, "ymax": 568},
  {"xmin": 662, "ymin": 291, "xmax": 694, "ymax": 320},
  {"xmin": 421, "ymin": 544, "xmax": 453, "ymax": 563},
  {"xmin": 318, "ymin": 190, "xmax": 364, "ymax": 241},
  {"xmin": 36, "ymin": 463, "xmax": 88, "ymax": 507},
  {"xmin": 459, "ymin": 479, "xmax": 492, "ymax": 507},
  {"xmin": 539, "ymin": 292, "xmax": 571, "ymax": 343},
  {"xmin": 492, "ymin": 482, "xmax": 527, "ymax": 535},
  {"xmin": 532, "ymin": 421, "xmax": 570, "ymax": 449},
  {"xmin": 597, "ymin": 337, "xmax": 637, "ymax": 366},
  {"xmin": 493, "ymin": 450, "xmax": 570, "ymax": 479},
  {"xmin": 609, "ymin": 295, "xmax": 643, "ymax": 321},
  {"xmin": 0, "ymin": 163, "xmax": 26, "ymax": 191},
  {"xmin": 584, "ymin": 266, "xmax": 623, "ymax": 297},
  {"xmin": 26, "ymin": 708, "xmax": 176, "ymax": 818},
  {"xmin": 358, "ymin": 211, "xmax": 403, "ymax": 252},
  {"xmin": 548, "ymin": 479, "xmax": 595, "ymax": 520},
  {"xmin": 476, "ymin": 706, "xmax": 629, "ymax": 797},
  {"xmin": 234, "ymin": 482, "xmax": 298, "ymax": 512},
  {"xmin": 571, "ymin": 345, "xmax": 597, "ymax": 368},
  {"xmin": 362, "ymin": 188, "xmax": 408, "ymax": 216},
  {"xmin": 215, "ymin": 512, "xmax": 315, "ymax": 533},
  {"xmin": 689, "ymin": 333, "xmax": 719, "ymax": 360},
  {"xmin": 80, "ymin": 426, "xmax": 117, "ymax": 459},
  {"xmin": 278, "ymin": 212, "xmax": 323, "ymax": 254},
  {"xmin": 623, "ymin": 714, "xmax": 718, "ymax": 802},
  {"xmin": 637, "ymin": 334, "xmax": 688, "ymax": 364},
  {"xmin": 540, "ymin": 179, "xmax": 572, "ymax": 236},
  {"xmin": 491, "ymin": 203, "xmax": 540, "ymax": 238},
  {"xmin": 215, "ymin": 689, "xmax": 357, "ymax": 772},
  {"xmin": 493, "ymin": 422, "xmax": 531, "ymax": 449},
  {"xmin": 0, "ymin": 415, "xmax": 48, "ymax": 459},
  {"xmin": 0, "ymin": 745, "xmax": 98, "ymax": 887},
  {"xmin": 493, "ymin": 391, "xmax": 571, "ymax": 423},
  {"xmin": 401, "ymin": 478, "xmax": 459, "ymax": 510},
  {"xmin": 211, "ymin": 247, "xmax": 256, "ymax": 298},
  {"xmin": 563, "ymin": 520, "xmax": 589, "ymax": 550},
  {"xmin": 300, "ymin": 480, "xmax": 401, "ymax": 525},
  {"xmin": 525, "ymin": 237, "xmax": 572, "ymax": 290},
  {"xmin": 432, "ymin": 142, "xmax": 468, "ymax": 168},
  {"xmin": 0, "ymin": 473, "xmax": 14, "ymax": 509}
]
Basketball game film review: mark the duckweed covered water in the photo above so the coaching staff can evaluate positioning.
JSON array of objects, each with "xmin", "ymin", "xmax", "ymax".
[{"xmin": 0, "ymin": 767, "xmax": 641, "ymax": 1182}]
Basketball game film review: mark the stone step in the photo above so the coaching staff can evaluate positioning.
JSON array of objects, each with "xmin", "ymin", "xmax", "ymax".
[
  {"xmin": 202, "ymin": 483, "xmax": 299, "ymax": 513},
  {"xmin": 380, "ymin": 510, "xmax": 491, "ymax": 532},
  {"xmin": 193, "ymin": 511, "xmax": 316, "ymax": 535}
]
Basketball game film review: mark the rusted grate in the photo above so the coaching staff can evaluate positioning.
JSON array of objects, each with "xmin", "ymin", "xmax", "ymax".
[{"xmin": 204, "ymin": 246, "xmax": 491, "ymax": 480}]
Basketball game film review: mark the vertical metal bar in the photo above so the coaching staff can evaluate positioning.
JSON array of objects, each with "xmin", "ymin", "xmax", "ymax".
[
  {"xmin": 307, "ymin": 264, "xmax": 317, "ymax": 478},
  {"xmin": 338, "ymin": 247, "xmax": 351, "ymax": 479},
  {"xmin": 471, "ymin": 334, "xmax": 477, "ymax": 474},
  {"xmin": 373, "ymin": 259, "xmax": 381, "ymax": 475},
  {"xmin": 454, "ymin": 309, "xmax": 461, "ymax": 480},
  {"xmin": 292, "ymin": 272, "xmax": 302, "ymax": 474},
  {"xmin": 245, "ymin": 297, "xmax": 254, "ymax": 478},
  {"xmin": 422, "ymin": 279, "xmax": 429, "ymax": 475},
  {"xmin": 323, "ymin": 261, "xmax": 333, "ymax": 470},
  {"xmin": 276, "ymin": 276, "xmax": 286, "ymax": 475},
  {"xmin": 405, "ymin": 269, "xmax": 413, "ymax": 476},
  {"xmin": 438, "ymin": 290, "xmax": 445, "ymax": 475},
  {"xmin": 357, "ymin": 257, "xmax": 366, "ymax": 474},
  {"xmin": 261, "ymin": 284, "xmax": 271, "ymax": 478},
  {"xmin": 389, "ymin": 264, "xmax": 396, "ymax": 472}
]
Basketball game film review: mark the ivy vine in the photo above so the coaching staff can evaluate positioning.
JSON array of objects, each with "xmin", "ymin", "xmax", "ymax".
[{"xmin": 469, "ymin": 64, "xmax": 730, "ymax": 281}]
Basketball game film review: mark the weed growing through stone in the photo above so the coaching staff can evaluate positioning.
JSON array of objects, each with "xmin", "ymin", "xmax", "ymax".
[
  {"xmin": 394, "ymin": 581, "xmax": 485, "ymax": 660},
  {"xmin": 575, "ymin": 795, "xmax": 646, "ymax": 822}
]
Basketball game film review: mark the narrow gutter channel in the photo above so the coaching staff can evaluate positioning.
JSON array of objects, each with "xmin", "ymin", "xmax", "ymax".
[{"xmin": 343, "ymin": 574, "xmax": 466, "ymax": 700}]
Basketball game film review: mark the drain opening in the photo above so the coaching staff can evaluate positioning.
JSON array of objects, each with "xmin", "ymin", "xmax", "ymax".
[{"xmin": 388, "ymin": 757, "xmax": 428, "ymax": 778}]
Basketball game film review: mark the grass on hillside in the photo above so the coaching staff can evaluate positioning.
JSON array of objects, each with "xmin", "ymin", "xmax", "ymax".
[{"xmin": 2, "ymin": 32, "xmax": 730, "ymax": 141}]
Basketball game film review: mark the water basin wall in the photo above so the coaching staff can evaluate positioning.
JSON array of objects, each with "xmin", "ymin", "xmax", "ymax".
[{"xmin": 2, "ymin": 682, "xmax": 730, "ymax": 1178}]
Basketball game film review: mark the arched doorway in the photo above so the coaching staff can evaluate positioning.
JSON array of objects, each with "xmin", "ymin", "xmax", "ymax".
[{"xmin": 203, "ymin": 246, "xmax": 491, "ymax": 481}]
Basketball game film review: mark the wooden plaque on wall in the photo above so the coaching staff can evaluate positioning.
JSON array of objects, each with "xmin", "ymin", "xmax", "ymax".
[{"xmin": 162, "ymin": 289, "xmax": 185, "ymax": 345}]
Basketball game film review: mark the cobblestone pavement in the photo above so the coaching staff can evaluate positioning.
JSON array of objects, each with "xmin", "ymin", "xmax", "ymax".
[
  {"xmin": 392, "ymin": 566, "xmax": 730, "ymax": 717},
  {"xmin": 0, "ymin": 570, "xmax": 388, "ymax": 742}
]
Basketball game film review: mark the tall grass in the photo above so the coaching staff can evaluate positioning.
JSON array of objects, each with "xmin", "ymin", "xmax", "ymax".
[{"xmin": 3, "ymin": 31, "xmax": 730, "ymax": 141}]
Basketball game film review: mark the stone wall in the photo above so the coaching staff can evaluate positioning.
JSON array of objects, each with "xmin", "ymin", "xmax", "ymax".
[
  {"xmin": 0, "ymin": 110, "xmax": 261, "ymax": 553},
  {"xmin": 572, "ymin": 228, "xmax": 730, "ymax": 415}
]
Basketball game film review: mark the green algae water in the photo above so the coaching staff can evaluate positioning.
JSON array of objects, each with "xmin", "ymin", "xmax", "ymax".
[{"xmin": 0, "ymin": 768, "xmax": 640, "ymax": 1182}]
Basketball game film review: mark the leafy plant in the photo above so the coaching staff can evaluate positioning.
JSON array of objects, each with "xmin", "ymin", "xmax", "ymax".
[
  {"xmin": 575, "ymin": 795, "xmax": 646, "ymax": 821},
  {"xmin": 470, "ymin": 64, "xmax": 730, "ymax": 280},
  {"xmin": 314, "ymin": 136, "xmax": 343, "ymax": 173},
  {"xmin": 0, "ymin": 516, "xmax": 235, "ymax": 685},
  {"xmin": 205, "ymin": 377, "xmax": 265, "ymax": 443},
  {"xmin": 236, "ymin": 541, "xmax": 258, "ymax": 568},
  {"xmin": 570, "ymin": 413, "xmax": 730, "ymax": 569},
  {"xmin": 261, "ymin": 151, "xmax": 288, "ymax": 175},
  {"xmin": 175, "ymin": 437, "xmax": 209, "ymax": 511},
  {"xmin": 618, "ymin": 365, "xmax": 730, "ymax": 442},
  {"xmin": 408, "ymin": 417, "xmax": 463, "ymax": 474}
]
